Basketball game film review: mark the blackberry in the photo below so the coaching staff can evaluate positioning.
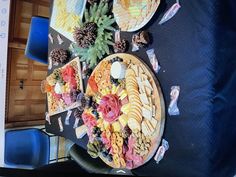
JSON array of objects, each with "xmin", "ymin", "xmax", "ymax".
[
  {"xmin": 110, "ymin": 76, "xmax": 119, "ymax": 85},
  {"xmin": 74, "ymin": 108, "xmax": 83, "ymax": 119},
  {"xmin": 117, "ymin": 57, "xmax": 123, "ymax": 62},
  {"xmin": 91, "ymin": 101, "xmax": 98, "ymax": 109},
  {"xmin": 85, "ymin": 96, "xmax": 93, "ymax": 108},
  {"xmin": 92, "ymin": 126, "xmax": 101, "ymax": 137},
  {"xmin": 92, "ymin": 126, "xmax": 99, "ymax": 134},
  {"xmin": 107, "ymin": 154, "xmax": 113, "ymax": 162},
  {"xmin": 102, "ymin": 150, "xmax": 109, "ymax": 157},
  {"xmin": 92, "ymin": 110, "xmax": 99, "ymax": 119}
]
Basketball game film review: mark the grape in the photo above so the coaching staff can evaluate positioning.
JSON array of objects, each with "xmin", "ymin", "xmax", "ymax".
[{"xmin": 107, "ymin": 154, "xmax": 113, "ymax": 162}]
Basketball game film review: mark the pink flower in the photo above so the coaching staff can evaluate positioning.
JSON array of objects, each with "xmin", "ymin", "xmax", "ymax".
[
  {"xmin": 97, "ymin": 94, "xmax": 121, "ymax": 123},
  {"xmin": 62, "ymin": 93, "xmax": 72, "ymax": 105},
  {"xmin": 82, "ymin": 112, "xmax": 97, "ymax": 129}
]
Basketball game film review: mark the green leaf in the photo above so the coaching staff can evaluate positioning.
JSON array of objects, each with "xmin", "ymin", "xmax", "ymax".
[
  {"xmin": 104, "ymin": 26, "xmax": 115, "ymax": 31},
  {"xmin": 97, "ymin": 1, "xmax": 104, "ymax": 13},
  {"xmin": 101, "ymin": 3, "xmax": 108, "ymax": 15},
  {"xmin": 91, "ymin": 3, "xmax": 98, "ymax": 17},
  {"xmin": 104, "ymin": 44, "xmax": 110, "ymax": 54},
  {"xmin": 84, "ymin": 10, "xmax": 89, "ymax": 23},
  {"xmin": 106, "ymin": 40, "xmax": 115, "ymax": 46}
]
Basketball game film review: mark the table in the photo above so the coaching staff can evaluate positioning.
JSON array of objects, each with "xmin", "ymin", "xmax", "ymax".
[{"xmin": 46, "ymin": 0, "xmax": 236, "ymax": 176}]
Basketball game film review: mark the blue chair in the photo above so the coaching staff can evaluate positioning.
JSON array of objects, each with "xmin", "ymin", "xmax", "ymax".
[
  {"xmin": 25, "ymin": 16, "xmax": 49, "ymax": 64},
  {"xmin": 4, "ymin": 128, "xmax": 50, "ymax": 169}
]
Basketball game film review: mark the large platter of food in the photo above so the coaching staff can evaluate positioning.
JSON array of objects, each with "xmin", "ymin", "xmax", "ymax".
[
  {"xmin": 50, "ymin": 0, "xmax": 86, "ymax": 41},
  {"xmin": 43, "ymin": 57, "xmax": 83, "ymax": 116},
  {"xmin": 82, "ymin": 53, "xmax": 165, "ymax": 169},
  {"xmin": 113, "ymin": 0, "xmax": 160, "ymax": 32}
]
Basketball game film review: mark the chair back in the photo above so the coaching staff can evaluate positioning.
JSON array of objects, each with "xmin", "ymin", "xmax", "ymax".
[
  {"xmin": 25, "ymin": 16, "xmax": 49, "ymax": 64},
  {"xmin": 4, "ymin": 128, "xmax": 50, "ymax": 168}
]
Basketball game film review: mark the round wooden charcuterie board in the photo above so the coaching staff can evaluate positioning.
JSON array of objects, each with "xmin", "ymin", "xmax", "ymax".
[{"xmin": 85, "ymin": 53, "xmax": 165, "ymax": 169}]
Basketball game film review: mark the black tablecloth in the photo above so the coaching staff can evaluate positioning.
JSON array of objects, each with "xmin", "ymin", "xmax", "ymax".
[{"xmin": 46, "ymin": 0, "xmax": 236, "ymax": 176}]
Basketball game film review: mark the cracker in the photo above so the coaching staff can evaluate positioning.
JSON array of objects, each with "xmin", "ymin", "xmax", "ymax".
[{"xmin": 128, "ymin": 117, "xmax": 141, "ymax": 131}]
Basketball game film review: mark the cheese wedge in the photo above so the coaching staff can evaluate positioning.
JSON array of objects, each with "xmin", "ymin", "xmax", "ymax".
[
  {"xmin": 112, "ymin": 121, "xmax": 121, "ymax": 132},
  {"xmin": 139, "ymin": 93, "xmax": 149, "ymax": 105},
  {"xmin": 152, "ymin": 105, "xmax": 156, "ymax": 117},
  {"xmin": 150, "ymin": 118, "xmax": 158, "ymax": 129},
  {"xmin": 144, "ymin": 104, "xmax": 152, "ymax": 112},
  {"xmin": 141, "ymin": 107, "xmax": 152, "ymax": 120},
  {"xmin": 144, "ymin": 86, "xmax": 152, "ymax": 96},
  {"xmin": 103, "ymin": 120, "xmax": 110, "ymax": 130},
  {"xmin": 148, "ymin": 97, "xmax": 153, "ymax": 105},
  {"xmin": 132, "ymin": 64, "xmax": 139, "ymax": 76},
  {"xmin": 121, "ymin": 103, "xmax": 130, "ymax": 115},
  {"xmin": 141, "ymin": 73, "xmax": 148, "ymax": 81},
  {"xmin": 139, "ymin": 66, "xmax": 144, "ymax": 74},
  {"xmin": 144, "ymin": 80, "xmax": 153, "ymax": 91},
  {"xmin": 118, "ymin": 114, "xmax": 129, "ymax": 128},
  {"xmin": 145, "ymin": 120, "xmax": 155, "ymax": 133},
  {"xmin": 136, "ymin": 77, "xmax": 145, "ymax": 93}
]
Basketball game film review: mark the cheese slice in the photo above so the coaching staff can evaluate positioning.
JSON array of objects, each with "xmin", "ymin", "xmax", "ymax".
[
  {"xmin": 141, "ymin": 107, "xmax": 152, "ymax": 120},
  {"xmin": 103, "ymin": 120, "xmax": 110, "ymax": 130},
  {"xmin": 144, "ymin": 86, "xmax": 152, "ymax": 96},
  {"xmin": 112, "ymin": 121, "xmax": 121, "ymax": 132},
  {"xmin": 148, "ymin": 97, "xmax": 153, "ymax": 105},
  {"xmin": 138, "ymin": 66, "xmax": 144, "ymax": 74},
  {"xmin": 152, "ymin": 105, "xmax": 156, "ymax": 117},
  {"xmin": 141, "ymin": 73, "xmax": 148, "ymax": 81},
  {"xmin": 141, "ymin": 121, "xmax": 150, "ymax": 136},
  {"xmin": 132, "ymin": 64, "xmax": 139, "ymax": 76},
  {"xmin": 75, "ymin": 125, "xmax": 87, "ymax": 139},
  {"xmin": 140, "ymin": 64, "xmax": 148, "ymax": 75},
  {"xmin": 145, "ymin": 120, "xmax": 155, "ymax": 133},
  {"xmin": 144, "ymin": 104, "xmax": 152, "ymax": 112},
  {"xmin": 136, "ymin": 77, "xmax": 145, "ymax": 93},
  {"xmin": 144, "ymin": 80, "xmax": 153, "ymax": 91},
  {"xmin": 139, "ymin": 93, "xmax": 149, "ymax": 105},
  {"xmin": 118, "ymin": 114, "xmax": 129, "ymax": 128},
  {"xmin": 150, "ymin": 118, "xmax": 158, "ymax": 129}
]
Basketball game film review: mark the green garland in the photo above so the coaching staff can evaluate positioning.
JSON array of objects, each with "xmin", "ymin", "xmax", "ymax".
[{"xmin": 72, "ymin": 1, "xmax": 115, "ymax": 67}]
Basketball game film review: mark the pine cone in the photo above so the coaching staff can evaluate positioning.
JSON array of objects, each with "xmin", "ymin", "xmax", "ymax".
[
  {"xmin": 132, "ymin": 31, "xmax": 150, "ymax": 47},
  {"xmin": 84, "ymin": 22, "xmax": 97, "ymax": 33},
  {"xmin": 50, "ymin": 48, "xmax": 68, "ymax": 65},
  {"xmin": 113, "ymin": 39, "xmax": 128, "ymax": 53},
  {"xmin": 73, "ymin": 23, "xmax": 97, "ymax": 48}
]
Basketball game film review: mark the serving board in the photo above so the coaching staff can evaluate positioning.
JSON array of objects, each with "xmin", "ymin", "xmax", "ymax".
[
  {"xmin": 85, "ymin": 53, "xmax": 165, "ymax": 169},
  {"xmin": 113, "ymin": 0, "xmax": 160, "ymax": 32},
  {"xmin": 50, "ymin": 0, "xmax": 86, "ymax": 41},
  {"xmin": 46, "ymin": 57, "xmax": 83, "ymax": 116}
]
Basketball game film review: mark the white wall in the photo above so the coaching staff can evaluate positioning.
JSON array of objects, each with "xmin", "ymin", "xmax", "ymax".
[{"xmin": 0, "ymin": 0, "xmax": 11, "ymax": 167}]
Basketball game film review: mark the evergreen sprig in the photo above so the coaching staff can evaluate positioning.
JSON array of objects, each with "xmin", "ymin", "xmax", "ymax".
[{"xmin": 72, "ymin": 1, "xmax": 115, "ymax": 67}]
